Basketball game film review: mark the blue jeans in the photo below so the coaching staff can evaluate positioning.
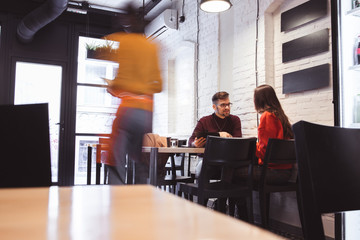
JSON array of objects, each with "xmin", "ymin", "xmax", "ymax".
[{"xmin": 108, "ymin": 107, "xmax": 153, "ymax": 185}]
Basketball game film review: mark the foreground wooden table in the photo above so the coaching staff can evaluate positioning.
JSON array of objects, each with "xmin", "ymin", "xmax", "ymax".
[{"xmin": 0, "ymin": 185, "xmax": 283, "ymax": 240}]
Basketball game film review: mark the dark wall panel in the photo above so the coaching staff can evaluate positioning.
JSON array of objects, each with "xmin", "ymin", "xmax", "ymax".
[
  {"xmin": 283, "ymin": 64, "xmax": 329, "ymax": 94},
  {"xmin": 282, "ymin": 29, "xmax": 329, "ymax": 63},
  {"xmin": 281, "ymin": 0, "xmax": 327, "ymax": 32}
]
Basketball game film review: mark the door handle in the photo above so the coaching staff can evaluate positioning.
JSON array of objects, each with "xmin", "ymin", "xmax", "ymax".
[{"xmin": 56, "ymin": 122, "xmax": 65, "ymax": 131}]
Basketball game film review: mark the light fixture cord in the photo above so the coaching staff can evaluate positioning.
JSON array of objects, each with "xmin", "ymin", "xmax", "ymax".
[
  {"xmin": 255, "ymin": 0, "xmax": 260, "ymax": 127},
  {"xmin": 255, "ymin": 0, "xmax": 259, "ymax": 88},
  {"xmin": 195, "ymin": 0, "xmax": 200, "ymax": 123},
  {"xmin": 182, "ymin": 0, "xmax": 185, "ymax": 16},
  {"xmin": 86, "ymin": 11, "xmax": 89, "ymax": 38}
]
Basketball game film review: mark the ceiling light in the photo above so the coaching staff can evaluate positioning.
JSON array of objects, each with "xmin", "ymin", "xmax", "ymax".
[{"xmin": 200, "ymin": 0, "xmax": 232, "ymax": 13}]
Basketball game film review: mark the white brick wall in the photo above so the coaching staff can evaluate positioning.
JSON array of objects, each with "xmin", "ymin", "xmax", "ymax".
[
  {"xmin": 151, "ymin": 0, "xmax": 220, "ymax": 139},
  {"xmin": 151, "ymin": 0, "xmax": 199, "ymax": 138},
  {"xmin": 152, "ymin": 0, "xmax": 333, "ymax": 137},
  {"xmin": 197, "ymin": 9, "xmax": 219, "ymax": 118}
]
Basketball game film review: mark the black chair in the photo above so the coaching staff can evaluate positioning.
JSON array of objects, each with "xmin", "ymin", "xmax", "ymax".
[
  {"xmin": 0, "ymin": 103, "xmax": 52, "ymax": 188},
  {"xmin": 86, "ymin": 138, "xmax": 111, "ymax": 185},
  {"xmin": 95, "ymin": 138, "xmax": 110, "ymax": 184},
  {"xmin": 252, "ymin": 138, "xmax": 301, "ymax": 228},
  {"xmin": 177, "ymin": 136, "xmax": 257, "ymax": 221},
  {"xmin": 293, "ymin": 120, "xmax": 360, "ymax": 240},
  {"xmin": 148, "ymin": 147, "xmax": 194, "ymax": 194}
]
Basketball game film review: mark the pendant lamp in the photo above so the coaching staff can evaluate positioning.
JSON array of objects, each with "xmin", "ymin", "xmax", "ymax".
[{"xmin": 200, "ymin": 0, "xmax": 232, "ymax": 13}]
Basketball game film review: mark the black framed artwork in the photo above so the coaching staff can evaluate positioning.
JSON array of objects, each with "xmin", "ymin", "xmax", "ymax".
[
  {"xmin": 282, "ymin": 29, "xmax": 329, "ymax": 63},
  {"xmin": 283, "ymin": 64, "xmax": 330, "ymax": 94},
  {"xmin": 281, "ymin": 0, "xmax": 328, "ymax": 32}
]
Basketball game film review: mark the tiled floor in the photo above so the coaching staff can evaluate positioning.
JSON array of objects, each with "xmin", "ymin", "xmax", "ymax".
[
  {"xmin": 269, "ymin": 229, "xmax": 304, "ymax": 240},
  {"xmin": 206, "ymin": 199, "xmax": 304, "ymax": 240}
]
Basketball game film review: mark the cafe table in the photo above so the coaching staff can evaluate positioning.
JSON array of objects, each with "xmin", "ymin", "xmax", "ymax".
[
  {"xmin": 142, "ymin": 146, "xmax": 205, "ymax": 186},
  {"xmin": 0, "ymin": 185, "xmax": 284, "ymax": 240},
  {"xmin": 86, "ymin": 145, "xmax": 205, "ymax": 185}
]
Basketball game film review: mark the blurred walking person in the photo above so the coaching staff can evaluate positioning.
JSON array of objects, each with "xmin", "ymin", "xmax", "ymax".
[{"xmin": 98, "ymin": 4, "xmax": 163, "ymax": 184}]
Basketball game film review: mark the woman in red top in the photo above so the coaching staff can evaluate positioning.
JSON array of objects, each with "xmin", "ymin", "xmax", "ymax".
[
  {"xmin": 234, "ymin": 84, "xmax": 293, "ymax": 185},
  {"xmin": 252, "ymin": 84, "xmax": 294, "ymax": 184},
  {"xmin": 233, "ymin": 84, "xmax": 294, "ymax": 221}
]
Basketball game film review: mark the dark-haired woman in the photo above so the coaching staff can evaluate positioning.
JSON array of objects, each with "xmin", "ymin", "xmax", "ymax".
[
  {"xmin": 232, "ymin": 84, "xmax": 294, "ymax": 221},
  {"xmin": 252, "ymin": 84, "xmax": 293, "ymax": 184}
]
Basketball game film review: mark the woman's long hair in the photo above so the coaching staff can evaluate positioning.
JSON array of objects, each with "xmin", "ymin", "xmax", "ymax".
[{"xmin": 254, "ymin": 84, "xmax": 293, "ymax": 139}]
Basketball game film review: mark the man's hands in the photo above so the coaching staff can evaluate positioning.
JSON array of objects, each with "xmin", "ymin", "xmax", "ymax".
[
  {"xmin": 193, "ymin": 132, "xmax": 232, "ymax": 148},
  {"xmin": 219, "ymin": 132, "xmax": 232, "ymax": 138},
  {"xmin": 193, "ymin": 137, "xmax": 206, "ymax": 148}
]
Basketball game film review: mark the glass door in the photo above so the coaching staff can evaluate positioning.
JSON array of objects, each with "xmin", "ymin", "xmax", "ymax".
[
  {"xmin": 337, "ymin": 0, "xmax": 360, "ymax": 128},
  {"xmin": 74, "ymin": 36, "xmax": 120, "ymax": 185},
  {"xmin": 335, "ymin": 0, "xmax": 360, "ymax": 238},
  {"xmin": 14, "ymin": 61, "xmax": 63, "ymax": 183}
]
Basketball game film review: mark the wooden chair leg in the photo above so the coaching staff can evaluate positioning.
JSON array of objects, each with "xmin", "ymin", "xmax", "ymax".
[
  {"xmin": 259, "ymin": 190, "xmax": 267, "ymax": 227},
  {"xmin": 296, "ymin": 188, "xmax": 305, "ymax": 234},
  {"xmin": 198, "ymin": 196, "xmax": 207, "ymax": 206},
  {"xmin": 265, "ymin": 193, "xmax": 270, "ymax": 226},
  {"xmin": 228, "ymin": 198, "xmax": 236, "ymax": 217},
  {"xmin": 189, "ymin": 194, "xmax": 193, "ymax": 201},
  {"xmin": 184, "ymin": 193, "xmax": 189, "ymax": 199},
  {"xmin": 246, "ymin": 194, "xmax": 254, "ymax": 224},
  {"xmin": 217, "ymin": 198, "xmax": 227, "ymax": 213},
  {"xmin": 104, "ymin": 166, "xmax": 107, "ymax": 184},
  {"xmin": 180, "ymin": 153, "xmax": 185, "ymax": 176},
  {"xmin": 177, "ymin": 189, "xmax": 182, "ymax": 197}
]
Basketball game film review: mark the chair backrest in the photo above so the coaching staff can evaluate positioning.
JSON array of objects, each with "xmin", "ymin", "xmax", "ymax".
[
  {"xmin": 0, "ymin": 103, "xmax": 52, "ymax": 188},
  {"xmin": 96, "ymin": 138, "xmax": 110, "ymax": 164},
  {"xmin": 261, "ymin": 138, "xmax": 296, "ymax": 184},
  {"xmin": 99, "ymin": 137, "xmax": 110, "ymax": 145},
  {"xmin": 293, "ymin": 120, "xmax": 360, "ymax": 240},
  {"xmin": 263, "ymin": 138, "xmax": 296, "ymax": 166},
  {"xmin": 199, "ymin": 136, "xmax": 257, "ymax": 186}
]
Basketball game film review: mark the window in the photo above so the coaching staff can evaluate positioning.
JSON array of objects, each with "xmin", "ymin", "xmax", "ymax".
[{"xmin": 74, "ymin": 36, "xmax": 120, "ymax": 184}]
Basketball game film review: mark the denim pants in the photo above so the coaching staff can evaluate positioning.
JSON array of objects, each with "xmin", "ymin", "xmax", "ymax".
[{"xmin": 108, "ymin": 107, "xmax": 153, "ymax": 185}]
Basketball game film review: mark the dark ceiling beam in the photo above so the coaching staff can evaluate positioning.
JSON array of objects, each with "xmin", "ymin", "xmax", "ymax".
[
  {"xmin": 0, "ymin": 0, "xmax": 44, "ymax": 16},
  {"xmin": 140, "ymin": 0, "xmax": 162, "ymax": 16}
]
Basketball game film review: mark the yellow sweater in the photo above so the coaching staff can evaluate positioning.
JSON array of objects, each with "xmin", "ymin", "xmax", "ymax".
[{"xmin": 100, "ymin": 33, "xmax": 163, "ymax": 111}]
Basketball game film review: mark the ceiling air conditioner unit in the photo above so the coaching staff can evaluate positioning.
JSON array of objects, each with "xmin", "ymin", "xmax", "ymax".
[{"xmin": 145, "ymin": 9, "xmax": 178, "ymax": 39}]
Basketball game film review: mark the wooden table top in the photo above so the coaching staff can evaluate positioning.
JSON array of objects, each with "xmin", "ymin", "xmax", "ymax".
[
  {"xmin": 0, "ymin": 185, "xmax": 283, "ymax": 240},
  {"xmin": 142, "ymin": 146, "xmax": 205, "ymax": 154}
]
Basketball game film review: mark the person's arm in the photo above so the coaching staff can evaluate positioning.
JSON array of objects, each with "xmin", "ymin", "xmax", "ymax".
[
  {"xmin": 189, "ymin": 118, "xmax": 206, "ymax": 147},
  {"xmin": 231, "ymin": 116, "xmax": 242, "ymax": 137},
  {"xmin": 147, "ymin": 45, "xmax": 163, "ymax": 94},
  {"xmin": 218, "ymin": 132, "xmax": 232, "ymax": 138}
]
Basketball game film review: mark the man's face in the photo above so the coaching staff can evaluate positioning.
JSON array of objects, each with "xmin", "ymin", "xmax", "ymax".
[{"xmin": 213, "ymin": 98, "xmax": 232, "ymax": 118}]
